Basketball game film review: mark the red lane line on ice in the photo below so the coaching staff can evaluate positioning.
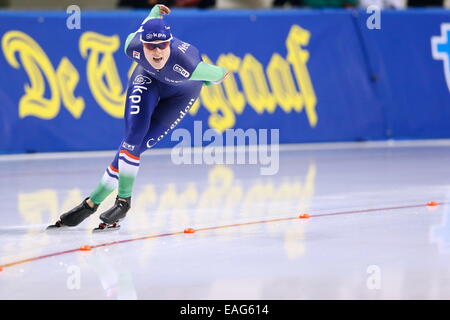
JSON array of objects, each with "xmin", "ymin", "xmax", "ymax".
[
  {"xmin": 0, "ymin": 202, "xmax": 443, "ymax": 271},
  {"xmin": 193, "ymin": 203, "xmax": 443, "ymax": 232}
]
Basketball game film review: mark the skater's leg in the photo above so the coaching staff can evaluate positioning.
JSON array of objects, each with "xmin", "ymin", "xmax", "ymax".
[
  {"xmin": 116, "ymin": 68, "xmax": 158, "ymax": 199},
  {"xmin": 95, "ymin": 69, "xmax": 160, "ymax": 228},
  {"xmin": 48, "ymin": 67, "xmax": 157, "ymax": 229},
  {"xmin": 91, "ymin": 66, "xmax": 158, "ymax": 203},
  {"xmin": 95, "ymin": 81, "xmax": 202, "ymax": 230},
  {"xmin": 89, "ymin": 152, "xmax": 120, "ymax": 205}
]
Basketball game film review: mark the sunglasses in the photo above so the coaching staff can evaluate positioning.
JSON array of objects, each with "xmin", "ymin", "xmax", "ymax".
[{"xmin": 143, "ymin": 41, "xmax": 170, "ymax": 50}]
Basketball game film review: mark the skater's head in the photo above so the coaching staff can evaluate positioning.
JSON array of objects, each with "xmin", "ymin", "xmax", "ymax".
[{"xmin": 140, "ymin": 18, "xmax": 172, "ymax": 70}]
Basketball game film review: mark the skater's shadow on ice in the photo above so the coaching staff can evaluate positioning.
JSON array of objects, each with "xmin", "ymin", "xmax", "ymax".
[
  {"xmin": 0, "ymin": 225, "xmax": 49, "ymax": 237},
  {"xmin": 0, "ymin": 225, "xmax": 89, "ymax": 236}
]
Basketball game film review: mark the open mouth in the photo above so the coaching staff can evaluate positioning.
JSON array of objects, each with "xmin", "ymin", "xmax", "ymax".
[{"xmin": 153, "ymin": 57, "xmax": 163, "ymax": 63}]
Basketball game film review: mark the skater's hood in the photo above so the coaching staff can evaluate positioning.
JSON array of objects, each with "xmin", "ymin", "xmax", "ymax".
[{"xmin": 140, "ymin": 18, "xmax": 173, "ymax": 43}]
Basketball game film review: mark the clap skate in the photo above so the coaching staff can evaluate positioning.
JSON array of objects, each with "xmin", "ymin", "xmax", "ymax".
[
  {"xmin": 47, "ymin": 197, "xmax": 99, "ymax": 230},
  {"xmin": 93, "ymin": 222, "xmax": 121, "ymax": 232},
  {"xmin": 93, "ymin": 196, "xmax": 131, "ymax": 232}
]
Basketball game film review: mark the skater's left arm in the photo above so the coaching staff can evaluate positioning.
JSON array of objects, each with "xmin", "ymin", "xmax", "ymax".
[
  {"xmin": 189, "ymin": 62, "xmax": 230, "ymax": 86},
  {"xmin": 124, "ymin": 4, "xmax": 170, "ymax": 54}
]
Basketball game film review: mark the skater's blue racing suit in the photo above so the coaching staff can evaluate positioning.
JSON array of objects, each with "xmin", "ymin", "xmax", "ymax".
[{"xmin": 89, "ymin": 5, "xmax": 229, "ymax": 202}]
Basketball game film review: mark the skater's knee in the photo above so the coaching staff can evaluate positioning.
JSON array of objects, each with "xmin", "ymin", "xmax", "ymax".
[{"xmin": 123, "ymin": 125, "xmax": 148, "ymax": 148}]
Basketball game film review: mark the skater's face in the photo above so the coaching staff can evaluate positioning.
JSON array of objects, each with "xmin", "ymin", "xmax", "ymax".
[{"xmin": 143, "ymin": 40, "xmax": 171, "ymax": 70}]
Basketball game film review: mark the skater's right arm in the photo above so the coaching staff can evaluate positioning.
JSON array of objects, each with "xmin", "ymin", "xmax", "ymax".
[
  {"xmin": 190, "ymin": 62, "xmax": 230, "ymax": 85},
  {"xmin": 124, "ymin": 4, "xmax": 170, "ymax": 54}
]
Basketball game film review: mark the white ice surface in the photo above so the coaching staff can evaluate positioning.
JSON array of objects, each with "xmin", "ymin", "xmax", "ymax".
[{"xmin": 1, "ymin": 141, "xmax": 450, "ymax": 299}]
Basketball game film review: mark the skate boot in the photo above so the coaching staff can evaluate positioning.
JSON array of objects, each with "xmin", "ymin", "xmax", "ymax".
[
  {"xmin": 47, "ymin": 198, "xmax": 99, "ymax": 229},
  {"xmin": 93, "ymin": 196, "xmax": 131, "ymax": 232}
]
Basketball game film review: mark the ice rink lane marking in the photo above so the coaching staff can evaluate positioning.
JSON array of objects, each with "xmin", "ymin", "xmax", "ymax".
[{"xmin": 0, "ymin": 202, "xmax": 443, "ymax": 271}]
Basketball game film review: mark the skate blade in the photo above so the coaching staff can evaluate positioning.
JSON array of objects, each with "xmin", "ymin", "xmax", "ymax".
[
  {"xmin": 46, "ymin": 224, "xmax": 68, "ymax": 231},
  {"xmin": 93, "ymin": 224, "xmax": 120, "ymax": 233}
]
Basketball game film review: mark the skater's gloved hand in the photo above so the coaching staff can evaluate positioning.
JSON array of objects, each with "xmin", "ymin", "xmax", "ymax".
[
  {"xmin": 146, "ymin": 3, "xmax": 171, "ymax": 20},
  {"xmin": 203, "ymin": 71, "xmax": 231, "ymax": 86},
  {"xmin": 156, "ymin": 4, "xmax": 171, "ymax": 15}
]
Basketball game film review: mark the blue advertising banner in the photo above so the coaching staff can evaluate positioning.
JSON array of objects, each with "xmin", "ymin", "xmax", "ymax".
[
  {"xmin": 0, "ymin": 9, "xmax": 449, "ymax": 154},
  {"xmin": 355, "ymin": 10, "xmax": 450, "ymax": 139}
]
